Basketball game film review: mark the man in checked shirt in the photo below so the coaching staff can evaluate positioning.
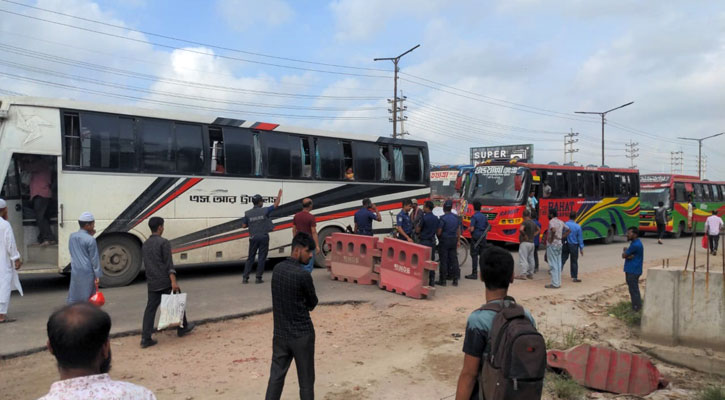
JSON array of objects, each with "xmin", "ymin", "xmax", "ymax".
[{"xmin": 265, "ymin": 232, "xmax": 318, "ymax": 400}]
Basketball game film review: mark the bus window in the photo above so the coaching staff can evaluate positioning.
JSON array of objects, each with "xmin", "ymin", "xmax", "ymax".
[
  {"xmin": 315, "ymin": 137, "xmax": 343, "ymax": 180},
  {"xmin": 1, "ymin": 158, "xmax": 20, "ymax": 199},
  {"xmin": 702, "ymin": 184, "xmax": 711, "ymax": 201},
  {"xmin": 418, "ymin": 149, "xmax": 425, "ymax": 182},
  {"xmin": 262, "ymin": 133, "xmax": 292, "ymax": 178},
  {"xmin": 119, "ymin": 118, "xmax": 136, "ymax": 172},
  {"xmin": 693, "ymin": 184, "xmax": 703, "ymax": 202},
  {"xmin": 402, "ymin": 146, "xmax": 422, "ymax": 182},
  {"xmin": 253, "ymin": 133, "xmax": 262, "ymax": 176},
  {"xmin": 140, "ymin": 118, "xmax": 175, "ymax": 173},
  {"xmin": 175, "ymin": 123, "xmax": 204, "ymax": 175},
  {"xmin": 599, "ymin": 173, "xmax": 614, "ymax": 197},
  {"xmin": 209, "ymin": 127, "xmax": 225, "ymax": 174},
  {"xmin": 393, "ymin": 147, "xmax": 404, "ymax": 181},
  {"xmin": 568, "ymin": 171, "xmax": 582, "ymax": 197},
  {"xmin": 629, "ymin": 173, "xmax": 639, "ymax": 196},
  {"xmin": 709, "ymin": 184, "xmax": 719, "ymax": 201},
  {"xmin": 584, "ymin": 172, "xmax": 596, "ymax": 197},
  {"xmin": 379, "ymin": 146, "xmax": 391, "ymax": 181},
  {"xmin": 615, "ymin": 174, "xmax": 630, "ymax": 196},
  {"xmin": 352, "ymin": 142, "xmax": 379, "ymax": 181},
  {"xmin": 223, "ymin": 127, "xmax": 254, "ymax": 176},
  {"xmin": 80, "ymin": 112, "xmax": 119, "ymax": 170},
  {"xmin": 300, "ymin": 137, "xmax": 313, "ymax": 178},
  {"xmin": 289, "ymin": 136, "xmax": 302, "ymax": 179},
  {"xmin": 63, "ymin": 112, "xmax": 81, "ymax": 167},
  {"xmin": 342, "ymin": 141, "xmax": 353, "ymax": 177},
  {"xmin": 718, "ymin": 185, "xmax": 725, "ymax": 201},
  {"xmin": 674, "ymin": 182, "xmax": 686, "ymax": 202}
]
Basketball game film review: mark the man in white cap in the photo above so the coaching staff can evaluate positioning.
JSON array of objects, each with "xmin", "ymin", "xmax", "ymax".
[
  {"xmin": 0, "ymin": 199, "xmax": 23, "ymax": 323},
  {"xmin": 67, "ymin": 212, "xmax": 102, "ymax": 304}
]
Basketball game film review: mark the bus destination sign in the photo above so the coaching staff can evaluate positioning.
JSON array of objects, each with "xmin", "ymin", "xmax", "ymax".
[
  {"xmin": 640, "ymin": 175, "xmax": 671, "ymax": 184},
  {"xmin": 470, "ymin": 144, "xmax": 533, "ymax": 164}
]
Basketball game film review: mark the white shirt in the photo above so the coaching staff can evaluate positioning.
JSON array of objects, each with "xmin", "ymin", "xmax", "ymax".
[
  {"xmin": 706, "ymin": 215, "xmax": 723, "ymax": 236},
  {"xmin": 0, "ymin": 218, "xmax": 22, "ymax": 310},
  {"xmin": 38, "ymin": 374, "xmax": 156, "ymax": 400}
]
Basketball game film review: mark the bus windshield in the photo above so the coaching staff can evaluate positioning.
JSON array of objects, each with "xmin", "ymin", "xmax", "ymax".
[
  {"xmin": 640, "ymin": 188, "xmax": 670, "ymax": 210},
  {"xmin": 469, "ymin": 165, "xmax": 529, "ymax": 205}
]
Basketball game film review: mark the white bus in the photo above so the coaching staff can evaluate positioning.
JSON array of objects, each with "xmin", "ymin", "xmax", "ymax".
[{"xmin": 0, "ymin": 97, "xmax": 430, "ymax": 287}]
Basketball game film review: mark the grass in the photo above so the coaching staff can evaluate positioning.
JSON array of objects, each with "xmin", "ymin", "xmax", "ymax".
[
  {"xmin": 608, "ymin": 301, "xmax": 641, "ymax": 326},
  {"xmin": 545, "ymin": 326, "xmax": 585, "ymax": 350},
  {"xmin": 698, "ymin": 385, "xmax": 725, "ymax": 400},
  {"xmin": 545, "ymin": 372, "xmax": 587, "ymax": 400}
]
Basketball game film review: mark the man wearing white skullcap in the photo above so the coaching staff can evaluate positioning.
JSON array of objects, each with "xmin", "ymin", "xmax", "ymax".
[
  {"xmin": 67, "ymin": 212, "xmax": 102, "ymax": 304},
  {"xmin": 0, "ymin": 198, "xmax": 23, "ymax": 322}
]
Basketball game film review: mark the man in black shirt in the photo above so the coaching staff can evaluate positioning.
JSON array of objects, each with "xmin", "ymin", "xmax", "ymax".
[
  {"xmin": 140, "ymin": 217, "xmax": 194, "ymax": 348},
  {"xmin": 265, "ymin": 233, "xmax": 318, "ymax": 400}
]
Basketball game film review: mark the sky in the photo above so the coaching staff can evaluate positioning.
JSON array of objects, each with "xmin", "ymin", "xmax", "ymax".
[{"xmin": 1, "ymin": 0, "xmax": 724, "ymax": 179}]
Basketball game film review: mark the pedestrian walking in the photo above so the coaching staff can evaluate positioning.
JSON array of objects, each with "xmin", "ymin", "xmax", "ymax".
[
  {"xmin": 465, "ymin": 200, "xmax": 489, "ymax": 280},
  {"xmin": 395, "ymin": 199, "xmax": 414, "ymax": 242},
  {"xmin": 416, "ymin": 201, "xmax": 439, "ymax": 287},
  {"xmin": 67, "ymin": 212, "xmax": 102, "ymax": 304},
  {"xmin": 515, "ymin": 209, "xmax": 539, "ymax": 280},
  {"xmin": 292, "ymin": 198, "xmax": 320, "ymax": 272},
  {"xmin": 622, "ymin": 227, "xmax": 644, "ymax": 312},
  {"xmin": 532, "ymin": 211, "xmax": 542, "ymax": 273},
  {"xmin": 545, "ymin": 209, "xmax": 568, "ymax": 289},
  {"xmin": 561, "ymin": 211, "xmax": 584, "ymax": 283},
  {"xmin": 655, "ymin": 201, "xmax": 667, "ymax": 244},
  {"xmin": 705, "ymin": 210, "xmax": 724, "ymax": 256},
  {"xmin": 437, "ymin": 200, "xmax": 461, "ymax": 287},
  {"xmin": 140, "ymin": 217, "xmax": 195, "ymax": 349},
  {"xmin": 455, "ymin": 246, "xmax": 539, "ymax": 400},
  {"xmin": 353, "ymin": 198, "xmax": 381, "ymax": 236},
  {"xmin": 242, "ymin": 189, "xmax": 282, "ymax": 284},
  {"xmin": 265, "ymin": 233, "xmax": 318, "ymax": 400},
  {"xmin": 40, "ymin": 303, "xmax": 156, "ymax": 399},
  {"xmin": 0, "ymin": 199, "xmax": 22, "ymax": 323},
  {"xmin": 21, "ymin": 156, "xmax": 56, "ymax": 245}
]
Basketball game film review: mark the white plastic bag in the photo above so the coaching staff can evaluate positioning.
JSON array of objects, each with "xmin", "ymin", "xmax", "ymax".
[{"xmin": 158, "ymin": 292, "xmax": 186, "ymax": 330}]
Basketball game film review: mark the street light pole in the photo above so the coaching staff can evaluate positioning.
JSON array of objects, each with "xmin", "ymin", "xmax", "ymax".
[
  {"xmin": 677, "ymin": 132, "xmax": 725, "ymax": 179},
  {"xmin": 374, "ymin": 44, "xmax": 420, "ymax": 138},
  {"xmin": 575, "ymin": 101, "xmax": 634, "ymax": 166}
]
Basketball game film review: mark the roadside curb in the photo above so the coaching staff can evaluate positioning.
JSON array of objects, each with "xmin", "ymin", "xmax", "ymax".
[{"xmin": 0, "ymin": 299, "xmax": 368, "ymax": 361}]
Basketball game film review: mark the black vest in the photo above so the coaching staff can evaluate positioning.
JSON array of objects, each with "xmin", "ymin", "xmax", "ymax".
[{"xmin": 245, "ymin": 206, "xmax": 274, "ymax": 238}]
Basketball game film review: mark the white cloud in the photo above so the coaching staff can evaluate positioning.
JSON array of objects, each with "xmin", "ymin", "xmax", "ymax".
[{"xmin": 215, "ymin": 0, "xmax": 294, "ymax": 31}]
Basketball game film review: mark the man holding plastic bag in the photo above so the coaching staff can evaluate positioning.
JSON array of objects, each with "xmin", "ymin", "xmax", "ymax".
[{"xmin": 140, "ymin": 217, "xmax": 194, "ymax": 348}]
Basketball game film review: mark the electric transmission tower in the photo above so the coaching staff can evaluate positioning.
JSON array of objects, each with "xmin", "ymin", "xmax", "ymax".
[
  {"xmin": 625, "ymin": 140, "xmax": 639, "ymax": 169},
  {"xmin": 564, "ymin": 129, "xmax": 579, "ymax": 163},
  {"xmin": 670, "ymin": 151, "xmax": 683, "ymax": 174},
  {"xmin": 391, "ymin": 90, "xmax": 409, "ymax": 137}
]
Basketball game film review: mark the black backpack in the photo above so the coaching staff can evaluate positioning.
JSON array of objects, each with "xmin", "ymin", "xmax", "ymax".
[{"xmin": 478, "ymin": 297, "xmax": 546, "ymax": 400}]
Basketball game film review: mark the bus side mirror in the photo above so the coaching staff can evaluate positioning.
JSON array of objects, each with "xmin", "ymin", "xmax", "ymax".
[{"xmin": 455, "ymin": 176, "xmax": 462, "ymax": 191}]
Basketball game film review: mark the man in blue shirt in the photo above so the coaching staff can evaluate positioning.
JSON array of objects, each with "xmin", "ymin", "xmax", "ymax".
[
  {"xmin": 416, "ymin": 200, "xmax": 439, "ymax": 287},
  {"xmin": 354, "ymin": 198, "xmax": 381, "ymax": 236},
  {"xmin": 395, "ymin": 199, "xmax": 414, "ymax": 242},
  {"xmin": 437, "ymin": 200, "xmax": 461, "ymax": 287},
  {"xmin": 465, "ymin": 200, "xmax": 489, "ymax": 280},
  {"xmin": 622, "ymin": 227, "xmax": 644, "ymax": 311},
  {"xmin": 561, "ymin": 211, "xmax": 584, "ymax": 283}
]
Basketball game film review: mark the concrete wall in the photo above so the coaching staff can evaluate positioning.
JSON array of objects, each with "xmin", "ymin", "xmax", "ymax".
[{"xmin": 642, "ymin": 267, "xmax": 725, "ymax": 350}]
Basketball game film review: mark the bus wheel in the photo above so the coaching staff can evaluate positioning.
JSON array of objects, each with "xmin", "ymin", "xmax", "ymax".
[
  {"xmin": 98, "ymin": 235, "xmax": 142, "ymax": 287},
  {"xmin": 315, "ymin": 227, "xmax": 342, "ymax": 267},
  {"xmin": 671, "ymin": 222, "xmax": 684, "ymax": 239},
  {"xmin": 602, "ymin": 226, "xmax": 615, "ymax": 244}
]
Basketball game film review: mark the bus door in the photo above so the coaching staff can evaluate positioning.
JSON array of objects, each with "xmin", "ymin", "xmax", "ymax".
[{"xmin": 1, "ymin": 156, "xmax": 24, "ymax": 257}]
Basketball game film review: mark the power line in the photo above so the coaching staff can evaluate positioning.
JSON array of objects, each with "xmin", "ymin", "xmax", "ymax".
[
  {"xmin": 670, "ymin": 151, "xmax": 683, "ymax": 174},
  {"xmin": 625, "ymin": 140, "xmax": 639, "ymax": 169},
  {"xmin": 565, "ymin": 129, "xmax": 579, "ymax": 163}
]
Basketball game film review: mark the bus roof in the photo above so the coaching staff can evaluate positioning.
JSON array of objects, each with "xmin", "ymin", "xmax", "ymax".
[
  {"xmin": 0, "ymin": 96, "xmax": 427, "ymax": 147},
  {"xmin": 640, "ymin": 174, "xmax": 725, "ymax": 185},
  {"xmin": 473, "ymin": 160, "xmax": 638, "ymax": 174}
]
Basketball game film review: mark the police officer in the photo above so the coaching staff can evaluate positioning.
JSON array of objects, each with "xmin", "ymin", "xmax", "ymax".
[
  {"xmin": 354, "ymin": 198, "xmax": 381, "ymax": 236},
  {"xmin": 242, "ymin": 189, "xmax": 282, "ymax": 284},
  {"xmin": 465, "ymin": 199, "xmax": 489, "ymax": 280},
  {"xmin": 395, "ymin": 199, "xmax": 414, "ymax": 242},
  {"xmin": 416, "ymin": 200, "xmax": 439, "ymax": 287},
  {"xmin": 437, "ymin": 200, "xmax": 461, "ymax": 286}
]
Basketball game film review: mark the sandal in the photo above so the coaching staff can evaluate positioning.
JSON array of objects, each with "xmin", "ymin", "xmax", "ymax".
[{"xmin": 0, "ymin": 318, "xmax": 17, "ymax": 323}]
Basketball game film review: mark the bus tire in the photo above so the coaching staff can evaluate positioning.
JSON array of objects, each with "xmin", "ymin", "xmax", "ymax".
[
  {"xmin": 672, "ymin": 222, "xmax": 684, "ymax": 239},
  {"xmin": 602, "ymin": 226, "xmax": 615, "ymax": 244},
  {"xmin": 315, "ymin": 227, "xmax": 343, "ymax": 267},
  {"xmin": 98, "ymin": 235, "xmax": 142, "ymax": 287}
]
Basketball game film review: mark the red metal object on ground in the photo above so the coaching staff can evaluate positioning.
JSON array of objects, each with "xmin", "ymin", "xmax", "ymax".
[
  {"xmin": 377, "ymin": 238, "xmax": 437, "ymax": 299},
  {"xmin": 324, "ymin": 233, "xmax": 380, "ymax": 285},
  {"xmin": 547, "ymin": 344, "xmax": 667, "ymax": 395}
]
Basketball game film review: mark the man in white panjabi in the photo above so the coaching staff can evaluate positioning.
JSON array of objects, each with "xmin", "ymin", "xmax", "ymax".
[{"xmin": 0, "ymin": 198, "xmax": 23, "ymax": 323}]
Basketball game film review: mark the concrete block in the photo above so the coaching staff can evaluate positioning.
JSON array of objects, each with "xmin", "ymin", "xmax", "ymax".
[{"xmin": 642, "ymin": 267, "xmax": 725, "ymax": 350}]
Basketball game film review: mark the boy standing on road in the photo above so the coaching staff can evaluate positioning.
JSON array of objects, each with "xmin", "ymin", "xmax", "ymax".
[
  {"xmin": 561, "ymin": 211, "xmax": 584, "ymax": 283},
  {"xmin": 140, "ymin": 217, "xmax": 195, "ymax": 348},
  {"xmin": 292, "ymin": 198, "xmax": 320, "ymax": 272},
  {"xmin": 622, "ymin": 227, "xmax": 644, "ymax": 312},
  {"xmin": 242, "ymin": 189, "xmax": 282, "ymax": 284},
  {"xmin": 455, "ymin": 246, "xmax": 536, "ymax": 400}
]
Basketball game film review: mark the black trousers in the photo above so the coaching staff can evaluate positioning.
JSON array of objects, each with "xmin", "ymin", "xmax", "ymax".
[
  {"xmin": 625, "ymin": 273, "xmax": 642, "ymax": 311},
  {"xmin": 142, "ymin": 287, "xmax": 189, "ymax": 340},
  {"xmin": 561, "ymin": 243, "xmax": 580, "ymax": 279},
  {"xmin": 656, "ymin": 222, "xmax": 666, "ymax": 240},
  {"xmin": 244, "ymin": 234, "xmax": 269, "ymax": 279},
  {"xmin": 439, "ymin": 236, "xmax": 459, "ymax": 281},
  {"xmin": 708, "ymin": 234, "xmax": 720, "ymax": 252},
  {"xmin": 32, "ymin": 195, "xmax": 54, "ymax": 242},
  {"xmin": 265, "ymin": 333, "xmax": 315, "ymax": 400},
  {"xmin": 419, "ymin": 238, "xmax": 436, "ymax": 286},
  {"xmin": 469, "ymin": 237, "xmax": 485, "ymax": 275}
]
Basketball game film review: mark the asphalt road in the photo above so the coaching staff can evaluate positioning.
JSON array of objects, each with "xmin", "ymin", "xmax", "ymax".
[{"xmin": 0, "ymin": 235, "xmax": 698, "ymax": 357}]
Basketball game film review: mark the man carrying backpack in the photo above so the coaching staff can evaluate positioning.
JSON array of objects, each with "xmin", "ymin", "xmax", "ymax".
[{"xmin": 456, "ymin": 246, "xmax": 545, "ymax": 400}]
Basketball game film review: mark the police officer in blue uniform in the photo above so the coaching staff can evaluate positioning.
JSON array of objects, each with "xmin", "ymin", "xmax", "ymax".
[
  {"xmin": 354, "ymin": 198, "xmax": 381, "ymax": 236},
  {"xmin": 437, "ymin": 200, "xmax": 461, "ymax": 286},
  {"xmin": 416, "ymin": 200, "xmax": 439, "ymax": 286},
  {"xmin": 242, "ymin": 189, "xmax": 282, "ymax": 284},
  {"xmin": 395, "ymin": 199, "xmax": 414, "ymax": 242},
  {"xmin": 465, "ymin": 199, "xmax": 489, "ymax": 280}
]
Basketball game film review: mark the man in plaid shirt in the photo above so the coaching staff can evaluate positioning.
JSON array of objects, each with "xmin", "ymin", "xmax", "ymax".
[{"xmin": 265, "ymin": 233, "xmax": 318, "ymax": 400}]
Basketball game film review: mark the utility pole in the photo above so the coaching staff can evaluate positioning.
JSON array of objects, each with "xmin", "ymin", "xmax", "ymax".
[
  {"xmin": 575, "ymin": 101, "xmax": 634, "ymax": 166},
  {"xmin": 677, "ymin": 132, "xmax": 725, "ymax": 179},
  {"xmin": 670, "ymin": 151, "xmax": 683, "ymax": 174},
  {"xmin": 625, "ymin": 140, "xmax": 639, "ymax": 169},
  {"xmin": 702, "ymin": 155, "xmax": 707, "ymax": 179},
  {"xmin": 374, "ymin": 44, "xmax": 420, "ymax": 138},
  {"xmin": 392, "ymin": 90, "xmax": 409, "ymax": 137},
  {"xmin": 564, "ymin": 129, "xmax": 579, "ymax": 163}
]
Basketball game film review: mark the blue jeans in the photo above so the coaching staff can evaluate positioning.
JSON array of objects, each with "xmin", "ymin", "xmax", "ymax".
[
  {"xmin": 547, "ymin": 244, "xmax": 562, "ymax": 287},
  {"xmin": 303, "ymin": 250, "xmax": 315, "ymax": 273}
]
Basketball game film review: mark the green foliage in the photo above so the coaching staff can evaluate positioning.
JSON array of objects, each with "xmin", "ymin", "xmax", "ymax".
[
  {"xmin": 545, "ymin": 326, "xmax": 584, "ymax": 350},
  {"xmin": 545, "ymin": 372, "xmax": 586, "ymax": 400},
  {"xmin": 698, "ymin": 385, "xmax": 725, "ymax": 400},
  {"xmin": 608, "ymin": 301, "xmax": 641, "ymax": 326}
]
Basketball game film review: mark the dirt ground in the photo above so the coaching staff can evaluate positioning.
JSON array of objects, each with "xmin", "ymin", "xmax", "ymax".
[{"xmin": 2, "ymin": 254, "xmax": 724, "ymax": 400}]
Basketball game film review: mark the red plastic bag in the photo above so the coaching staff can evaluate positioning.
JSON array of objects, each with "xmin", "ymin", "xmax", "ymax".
[
  {"xmin": 702, "ymin": 234, "xmax": 708, "ymax": 249},
  {"xmin": 89, "ymin": 282, "xmax": 105, "ymax": 307}
]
